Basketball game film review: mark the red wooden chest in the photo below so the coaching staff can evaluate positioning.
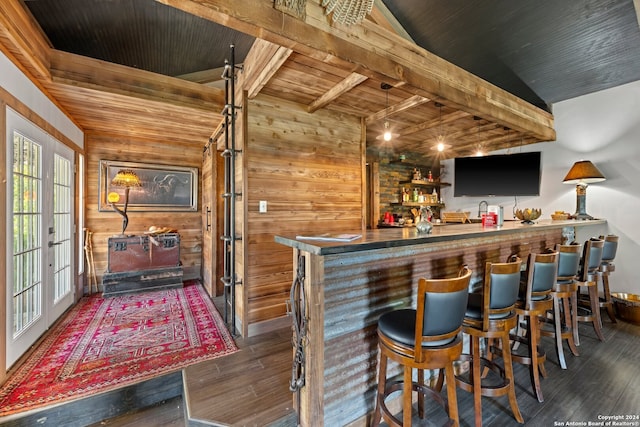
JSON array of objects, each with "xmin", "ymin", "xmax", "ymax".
[{"xmin": 106, "ymin": 233, "xmax": 180, "ymax": 273}]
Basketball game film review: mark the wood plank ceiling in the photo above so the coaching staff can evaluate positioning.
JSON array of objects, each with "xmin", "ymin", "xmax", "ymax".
[{"xmin": 11, "ymin": 0, "xmax": 634, "ymax": 159}]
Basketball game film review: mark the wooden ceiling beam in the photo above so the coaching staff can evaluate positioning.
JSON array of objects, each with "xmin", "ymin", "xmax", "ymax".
[
  {"xmin": 365, "ymin": 95, "xmax": 430, "ymax": 124},
  {"xmin": 175, "ymin": 65, "xmax": 229, "ymax": 85},
  {"xmin": 243, "ymin": 38, "xmax": 293, "ymax": 99},
  {"xmin": 308, "ymin": 72, "xmax": 368, "ymax": 113},
  {"xmin": 156, "ymin": 0, "xmax": 555, "ymax": 143},
  {"xmin": 367, "ymin": 0, "xmax": 414, "ymax": 43},
  {"xmin": 49, "ymin": 50, "xmax": 223, "ymax": 112},
  {"xmin": 0, "ymin": 1, "xmax": 51, "ymax": 81}
]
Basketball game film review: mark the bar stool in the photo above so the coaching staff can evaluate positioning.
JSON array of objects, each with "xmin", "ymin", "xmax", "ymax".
[
  {"xmin": 455, "ymin": 258, "xmax": 524, "ymax": 427},
  {"xmin": 540, "ymin": 243, "xmax": 582, "ymax": 369},
  {"xmin": 372, "ymin": 266, "xmax": 472, "ymax": 427},
  {"xmin": 508, "ymin": 250, "xmax": 558, "ymax": 402},
  {"xmin": 597, "ymin": 234, "xmax": 618, "ymax": 323},
  {"xmin": 575, "ymin": 238, "xmax": 606, "ymax": 343}
]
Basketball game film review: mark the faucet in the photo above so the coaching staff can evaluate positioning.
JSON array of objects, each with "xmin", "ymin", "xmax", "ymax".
[{"xmin": 478, "ymin": 200, "xmax": 488, "ymax": 218}]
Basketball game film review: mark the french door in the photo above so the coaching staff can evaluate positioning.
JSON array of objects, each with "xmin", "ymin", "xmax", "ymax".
[{"xmin": 5, "ymin": 109, "xmax": 75, "ymax": 369}]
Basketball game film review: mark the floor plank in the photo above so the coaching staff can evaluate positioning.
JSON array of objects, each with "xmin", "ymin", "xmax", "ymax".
[
  {"xmin": 185, "ymin": 317, "xmax": 640, "ymax": 426},
  {"xmin": 55, "ymin": 316, "xmax": 640, "ymax": 426},
  {"xmin": 183, "ymin": 328, "xmax": 296, "ymax": 426}
]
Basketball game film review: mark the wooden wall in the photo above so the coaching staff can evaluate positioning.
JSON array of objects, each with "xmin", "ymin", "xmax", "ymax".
[
  {"xmin": 85, "ymin": 132, "xmax": 204, "ymax": 286},
  {"xmin": 240, "ymin": 93, "xmax": 364, "ymax": 334}
]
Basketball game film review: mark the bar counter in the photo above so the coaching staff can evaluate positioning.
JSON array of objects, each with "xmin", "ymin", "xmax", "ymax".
[{"xmin": 275, "ymin": 219, "xmax": 605, "ymax": 426}]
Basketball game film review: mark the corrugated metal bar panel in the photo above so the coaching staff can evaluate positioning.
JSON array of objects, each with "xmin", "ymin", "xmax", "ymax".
[{"xmin": 318, "ymin": 228, "xmax": 562, "ymax": 424}]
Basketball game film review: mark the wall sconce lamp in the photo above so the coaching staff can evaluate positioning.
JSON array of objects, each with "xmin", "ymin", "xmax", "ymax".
[
  {"xmin": 108, "ymin": 169, "xmax": 142, "ymax": 235},
  {"xmin": 562, "ymin": 160, "xmax": 605, "ymax": 220}
]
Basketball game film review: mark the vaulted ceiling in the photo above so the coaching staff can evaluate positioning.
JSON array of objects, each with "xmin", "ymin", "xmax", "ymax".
[{"xmin": 11, "ymin": 0, "xmax": 640, "ymax": 159}]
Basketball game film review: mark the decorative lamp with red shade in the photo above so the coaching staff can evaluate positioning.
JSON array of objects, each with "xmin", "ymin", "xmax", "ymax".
[{"xmin": 562, "ymin": 160, "xmax": 605, "ymax": 220}]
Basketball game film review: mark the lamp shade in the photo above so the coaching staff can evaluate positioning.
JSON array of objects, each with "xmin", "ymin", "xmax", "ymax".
[
  {"xmin": 562, "ymin": 160, "xmax": 606, "ymax": 184},
  {"xmin": 111, "ymin": 169, "xmax": 142, "ymax": 188}
]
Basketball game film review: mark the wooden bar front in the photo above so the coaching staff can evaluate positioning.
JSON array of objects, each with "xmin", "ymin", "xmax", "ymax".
[{"xmin": 275, "ymin": 219, "xmax": 605, "ymax": 426}]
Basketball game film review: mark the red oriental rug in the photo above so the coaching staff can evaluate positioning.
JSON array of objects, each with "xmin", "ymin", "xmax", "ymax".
[{"xmin": 0, "ymin": 282, "xmax": 237, "ymax": 417}]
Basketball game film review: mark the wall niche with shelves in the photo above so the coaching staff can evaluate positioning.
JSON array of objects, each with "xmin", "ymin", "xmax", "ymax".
[{"xmin": 371, "ymin": 152, "xmax": 449, "ymax": 227}]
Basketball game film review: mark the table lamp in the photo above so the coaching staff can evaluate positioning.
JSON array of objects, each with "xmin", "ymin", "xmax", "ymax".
[
  {"xmin": 562, "ymin": 160, "xmax": 605, "ymax": 220},
  {"xmin": 109, "ymin": 169, "xmax": 141, "ymax": 235}
]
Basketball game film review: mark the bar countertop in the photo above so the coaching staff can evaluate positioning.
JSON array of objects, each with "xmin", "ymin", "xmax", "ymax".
[{"xmin": 274, "ymin": 218, "xmax": 606, "ymax": 256}]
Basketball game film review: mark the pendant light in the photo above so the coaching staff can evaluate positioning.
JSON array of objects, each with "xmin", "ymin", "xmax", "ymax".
[
  {"xmin": 376, "ymin": 83, "xmax": 398, "ymax": 141},
  {"xmin": 474, "ymin": 116, "xmax": 484, "ymax": 156},
  {"xmin": 432, "ymin": 102, "xmax": 450, "ymax": 152}
]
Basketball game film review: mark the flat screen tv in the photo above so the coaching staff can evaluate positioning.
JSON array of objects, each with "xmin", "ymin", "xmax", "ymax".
[{"xmin": 454, "ymin": 151, "xmax": 541, "ymax": 197}]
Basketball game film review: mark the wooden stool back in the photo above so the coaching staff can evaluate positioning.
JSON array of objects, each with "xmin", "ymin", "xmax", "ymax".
[
  {"xmin": 372, "ymin": 266, "xmax": 473, "ymax": 427},
  {"xmin": 456, "ymin": 257, "xmax": 524, "ymax": 427},
  {"xmin": 575, "ymin": 238, "xmax": 606, "ymax": 342},
  {"xmin": 597, "ymin": 234, "xmax": 618, "ymax": 323}
]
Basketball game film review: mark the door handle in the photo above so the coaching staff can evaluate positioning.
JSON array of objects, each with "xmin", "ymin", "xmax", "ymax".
[{"xmin": 48, "ymin": 241, "xmax": 62, "ymax": 247}]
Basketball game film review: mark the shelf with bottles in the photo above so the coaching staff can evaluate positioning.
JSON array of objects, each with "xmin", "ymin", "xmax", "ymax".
[
  {"xmin": 399, "ymin": 185, "xmax": 443, "ymax": 205},
  {"xmin": 393, "ymin": 201, "xmax": 445, "ymax": 207},
  {"xmin": 400, "ymin": 167, "xmax": 449, "ymax": 187},
  {"xmin": 398, "ymin": 179, "xmax": 450, "ymax": 187}
]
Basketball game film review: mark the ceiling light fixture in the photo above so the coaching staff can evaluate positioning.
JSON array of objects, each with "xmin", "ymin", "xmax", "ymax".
[
  {"xmin": 474, "ymin": 116, "xmax": 484, "ymax": 156},
  {"xmin": 432, "ymin": 102, "xmax": 450, "ymax": 152},
  {"xmin": 376, "ymin": 83, "xmax": 399, "ymax": 142}
]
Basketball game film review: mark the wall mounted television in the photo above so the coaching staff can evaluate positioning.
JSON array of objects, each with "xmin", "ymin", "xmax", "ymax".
[{"xmin": 454, "ymin": 151, "xmax": 541, "ymax": 197}]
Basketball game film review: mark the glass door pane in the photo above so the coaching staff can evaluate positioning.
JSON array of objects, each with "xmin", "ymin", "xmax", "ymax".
[
  {"xmin": 11, "ymin": 132, "xmax": 43, "ymax": 338},
  {"xmin": 50, "ymin": 149, "xmax": 74, "ymax": 320},
  {"xmin": 53, "ymin": 153, "xmax": 72, "ymax": 302}
]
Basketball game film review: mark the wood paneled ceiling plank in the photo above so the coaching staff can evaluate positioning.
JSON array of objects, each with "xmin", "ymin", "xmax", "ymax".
[
  {"xmin": 46, "ymin": 83, "xmax": 215, "ymax": 144},
  {"xmin": 398, "ymin": 110, "xmax": 469, "ymax": 138},
  {"xmin": 157, "ymin": 0, "xmax": 555, "ymax": 143},
  {"xmin": 49, "ymin": 50, "xmax": 224, "ymax": 112},
  {"xmin": 307, "ymin": 72, "xmax": 368, "ymax": 113},
  {"xmin": 243, "ymin": 38, "xmax": 293, "ymax": 99}
]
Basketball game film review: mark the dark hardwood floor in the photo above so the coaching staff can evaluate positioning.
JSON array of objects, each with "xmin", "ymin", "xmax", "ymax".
[{"xmin": 95, "ymin": 315, "xmax": 640, "ymax": 427}]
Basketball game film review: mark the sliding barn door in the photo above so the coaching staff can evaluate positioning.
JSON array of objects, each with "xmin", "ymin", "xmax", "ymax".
[
  {"xmin": 201, "ymin": 141, "xmax": 225, "ymax": 298},
  {"xmin": 202, "ymin": 144, "xmax": 215, "ymax": 295}
]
